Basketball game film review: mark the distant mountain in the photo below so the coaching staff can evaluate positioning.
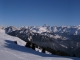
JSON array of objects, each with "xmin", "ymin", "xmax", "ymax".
[
  {"xmin": 1, "ymin": 25, "xmax": 80, "ymax": 41},
  {"xmin": 3, "ymin": 25, "xmax": 80, "ymax": 40},
  {"xmin": 0, "ymin": 25, "xmax": 79, "ymax": 35},
  {"xmin": 1, "ymin": 25, "xmax": 80, "ymax": 57}
]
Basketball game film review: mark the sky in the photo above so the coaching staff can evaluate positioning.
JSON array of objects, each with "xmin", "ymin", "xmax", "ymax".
[{"xmin": 0, "ymin": 0, "xmax": 80, "ymax": 27}]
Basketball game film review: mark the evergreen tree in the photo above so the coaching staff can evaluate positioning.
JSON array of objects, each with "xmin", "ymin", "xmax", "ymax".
[
  {"xmin": 31, "ymin": 43, "xmax": 35, "ymax": 50},
  {"xmin": 25, "ymin": 41, "xmax": 31, "ymax": 48},
  {"xmin": 42, "ymin": 47, "xmax": 45, "ymax": 53},
  {"xmin": 73, "ymin": 54, "xmax": 76, "ymax": 57}
]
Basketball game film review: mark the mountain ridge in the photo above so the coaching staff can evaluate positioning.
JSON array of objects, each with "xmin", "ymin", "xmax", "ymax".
[{"xmin": 0, "ymin": 25, "xmax": 79, "ymax": 57}]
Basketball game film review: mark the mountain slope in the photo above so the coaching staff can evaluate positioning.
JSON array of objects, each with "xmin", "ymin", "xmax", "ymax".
[
  {"xmin": 0, "ymin": 31, "xmax": 80, "ymax": 60},
  {"xmin": 5, "ymin": 26, "xmax": 80, "ymax": 57}
]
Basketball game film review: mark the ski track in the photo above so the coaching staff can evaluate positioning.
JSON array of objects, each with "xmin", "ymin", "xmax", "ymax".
[
  {"xmin": 0, "ymin": 50, "xmax": 52, "ymax": 60},
  {"xmin": 0, "ymin": 50, "xmax": 26, "ymax": 60}
]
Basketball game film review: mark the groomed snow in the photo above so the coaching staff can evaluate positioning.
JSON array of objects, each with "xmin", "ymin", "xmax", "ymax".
[{"xmin": 0, "ymin": 32, "xmax": 80, "ymax": 60}]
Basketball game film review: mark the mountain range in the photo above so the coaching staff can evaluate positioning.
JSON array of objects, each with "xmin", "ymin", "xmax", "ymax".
[{"xmin": 0, "ymin": 25, "xmax": 80, "ymax": 57}]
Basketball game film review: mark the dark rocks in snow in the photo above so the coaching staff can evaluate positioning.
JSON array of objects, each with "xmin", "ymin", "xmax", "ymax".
[{"xmin": 14, "ymin": 41, "xmax": 17, "ymax": 44}]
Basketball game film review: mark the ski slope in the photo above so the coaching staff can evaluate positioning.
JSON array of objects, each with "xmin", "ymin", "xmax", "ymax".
[{"xmin": 0, "ymin": 32, "xmax": 80, "ymax": 60}]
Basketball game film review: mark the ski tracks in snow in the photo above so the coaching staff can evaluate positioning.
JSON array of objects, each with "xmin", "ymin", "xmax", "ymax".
[
  {"xmin": 0, "ymin": 49, "xmax": 55, "ymax": 60},
  {"xmin": 0, "ymin": 50, "xmax": 27, "ymax": 60}
]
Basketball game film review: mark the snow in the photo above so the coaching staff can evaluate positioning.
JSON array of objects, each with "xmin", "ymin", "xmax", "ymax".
[
  {"xmin": 53, "ymin": 35, "xmax": 61, "ymax": 39},
  {"xmin": 0, "ymin": 32, "xmax": 80, "ymax": 60},
  {"xmin": 53, "ymin": 26, "xmax": 58, "ymax": 32},
  {"xmin": 28, "ymin": 25, "xmax": 80, "ymax": 35},
  {"xmin": 5, "ymin": 25, "xmax": 80, "ymax": 36}
]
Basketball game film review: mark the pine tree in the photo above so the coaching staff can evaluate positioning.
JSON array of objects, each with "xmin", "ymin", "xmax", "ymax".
[
  {"xmin": 42, "ymin": 47, "xmax": 45, "ymax": 53},
  {"xmin": 32, "ymin": 43, "xmax": 35, "ymax": 50},
  {"xmin": 73, "ymin": 54, "xmax": 76, "ymax": 57},
  {"xmin": 25, "ymin": 41, "xmax": 31, "ymax": 48}
]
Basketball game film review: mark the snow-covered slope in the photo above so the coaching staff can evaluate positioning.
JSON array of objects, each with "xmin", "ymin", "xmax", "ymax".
[{"xmin": 0, "ymin": 31, "xmax": 80, "ymax": 60}]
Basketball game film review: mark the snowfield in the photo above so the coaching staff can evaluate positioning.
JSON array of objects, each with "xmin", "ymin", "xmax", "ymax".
[{"xmin": 0, "ymin": 32, "xmax": 80, "ymax": 60}]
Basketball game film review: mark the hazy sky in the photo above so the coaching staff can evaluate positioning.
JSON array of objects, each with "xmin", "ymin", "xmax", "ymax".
[{"xmin": 0, "ymin": 0, "xmax": 80, "ymax": 26}]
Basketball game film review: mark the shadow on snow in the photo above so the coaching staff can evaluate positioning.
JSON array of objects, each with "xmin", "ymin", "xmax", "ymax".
[{"xmin": 4, "ymin": 40, "xmax": 80, "ymax": 60}]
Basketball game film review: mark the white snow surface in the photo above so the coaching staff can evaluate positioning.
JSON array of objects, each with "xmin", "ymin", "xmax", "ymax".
[
  {"xmin": 29, "ymin": 25, "xmax": 80, "ymax": 35},
  {"xmin": 0, "ymin": 32, "xmax": 80, "ymax": 60}
]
